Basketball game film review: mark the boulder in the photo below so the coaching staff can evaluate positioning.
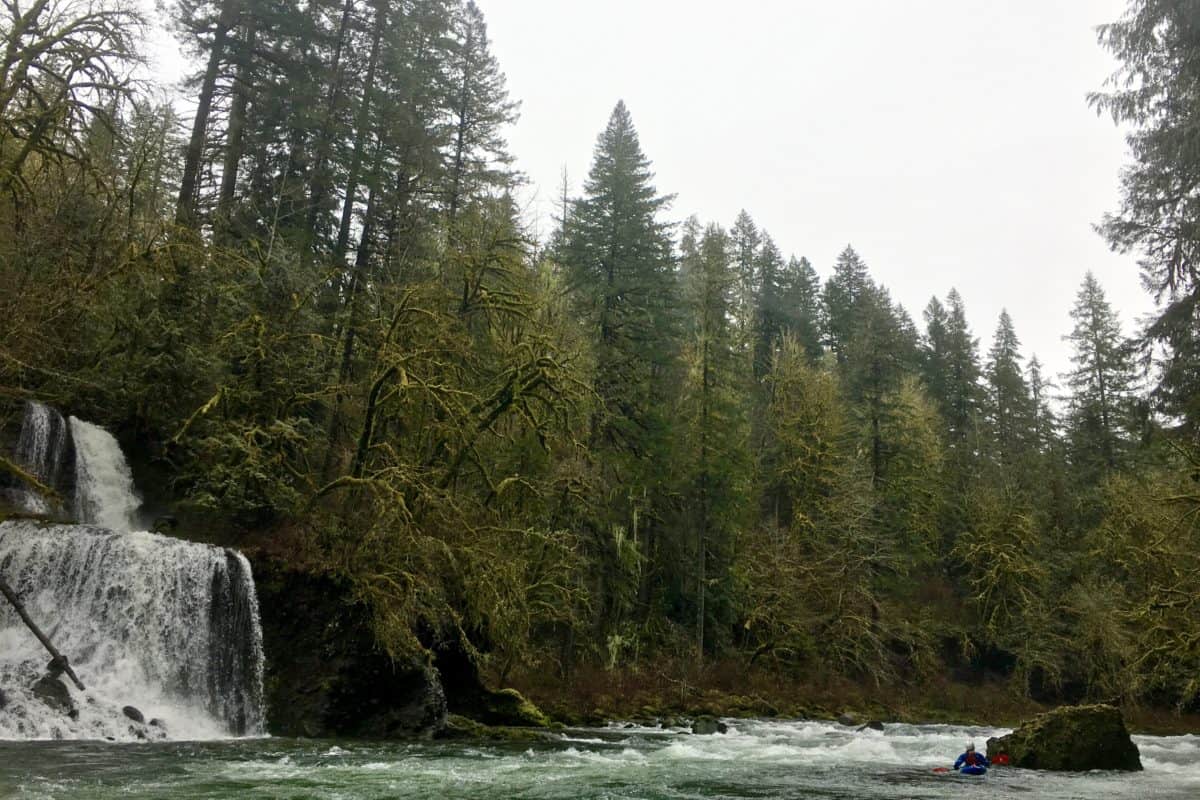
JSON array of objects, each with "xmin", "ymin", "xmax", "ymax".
[
  {"xmin": 691, "ymin": 716, "xmax": 728, "ymax": 735},
  {"xmin": 857, "ymin": 720, "xmax": 885, "ymax": 732},
  {"xmin": 31, "ymin": 675, "xmax": 76, "ymax": 718},
  {"xmin": 836, "ymin": 712, "xmax": 859, "ymax": 726},
  {"xmin": 986, "ymin": 704, "xmax": 1142, "ymax": 772},
  {"xmin": 122, "ymin": 705, "xmax": 145, "ymax": 724},
  {"xmin": 0, "ymin": 687, "xmax": 7, "ymax": 710},
  {"xmin": 429, "ymin": 631, "xmax": 550, "ymax": 728}
]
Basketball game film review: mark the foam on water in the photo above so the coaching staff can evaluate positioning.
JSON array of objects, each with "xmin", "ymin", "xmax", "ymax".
[
  {"xmin": 68, "ymin": 417, "xmax": 141, "ymax": 532},
  {"xmin": 5, "ymin": 722, "xmax": 1200, "ymax": 799},
  {"xmin": 0, "ymin": 522, "xmax": 265, "ymax": 741}
]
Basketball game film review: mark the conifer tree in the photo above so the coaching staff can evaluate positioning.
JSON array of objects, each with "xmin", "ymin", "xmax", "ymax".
[
  {"xmin": 822, "ymin": 245, "xmax": 872, "ymax": 364},
  {"xmin": 985, "ymin": 310, "xmax": 1033, "ymax": 467},
  {"xmin": 730, "ymin": 210, "xmax": 761, "ymax": 344},
  {"xmin": 444, "ymin": 0, "xmax": 520, "ymax": 221},
  {"xmin": 1064, "ymin": 272, "xmax": 1137, "ymax": 477},
  {"xmin": 1094, "ymin": 2, "xmax": 1200, "ymax": 437},
  {"xmin": 561, "ymin": 101, "xmax": 680, "ymax": 627},
  {"xmin": 678, "ymin": 223, "xmax": 749, "ymax": 657},
  {"xmin": 780, "ymin": 255, "xmax": 823, "ymax": 360},
  {"xmin": 752, "ymin": 235, "xmax": 787, "ymax": 380}
]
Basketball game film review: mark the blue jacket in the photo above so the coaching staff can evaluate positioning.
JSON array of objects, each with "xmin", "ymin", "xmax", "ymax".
[{"xmin": 954, "ymin": 751, "xmax": 989, "ymax": 770}]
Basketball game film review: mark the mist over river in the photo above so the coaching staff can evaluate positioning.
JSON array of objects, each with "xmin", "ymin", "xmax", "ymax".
[{"xmin": 3, "ymin": 719, "xmax": 1199, "ymax": 799}]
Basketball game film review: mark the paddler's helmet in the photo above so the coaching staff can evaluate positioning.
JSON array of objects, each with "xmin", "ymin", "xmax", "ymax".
[{"xmin": 966, "ymin": 742, "xmax": 975, "ymax": 752}]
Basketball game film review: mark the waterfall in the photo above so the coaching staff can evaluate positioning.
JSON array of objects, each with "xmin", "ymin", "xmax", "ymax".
[
  {"xmin": 7, "ymin": 402, "xmax": 71, "ymax": 514},
  {"xmin": 0, "ymin": 522, "xmax": 265, "ymax": 740},
  {"xmin": 69, "ymin": 416, "xmax": 141, "ymax": 533},
  {"xmin": 0, "ymin": 407, "xmax": 266, "ymax": 741}
]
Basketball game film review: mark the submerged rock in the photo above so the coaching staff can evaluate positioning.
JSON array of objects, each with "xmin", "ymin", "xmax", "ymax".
[
  {"xmin": 122, "ymin": 705, "xmax": 145, "ymax": 724},
  {"xmin": 31, "ymin": 675, "xmax": 75, "ymax": 718},
  {"xmin": 0, "ymin": 688, "xmax": 7, "ymax": 709},
  {"xmin": 857, "ymin": 720, "xmax": 885, "ymax": 732},
  {"xmin": 986, "ymin": 704, "xmax": 1142, "ymax": 772},
  {"xmin": 691, "ymin": 716, "xmax": 728, "ymax": 735}
]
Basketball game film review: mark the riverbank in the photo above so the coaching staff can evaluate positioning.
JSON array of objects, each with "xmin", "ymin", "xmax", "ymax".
[{"xmin": 505, "ymin": 660, "xmax": 1200, "ymax": 737}]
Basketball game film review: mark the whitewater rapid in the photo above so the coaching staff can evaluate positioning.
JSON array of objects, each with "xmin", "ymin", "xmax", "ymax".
[{"xmin": 3, "ymin": 718, "xmax": 1199, "ymax": 799}]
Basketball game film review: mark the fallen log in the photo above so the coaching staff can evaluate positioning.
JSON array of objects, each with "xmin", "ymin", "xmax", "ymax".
[{"xmin": 0, "ymin": 576, "xmax": 85, "ymax": 690}]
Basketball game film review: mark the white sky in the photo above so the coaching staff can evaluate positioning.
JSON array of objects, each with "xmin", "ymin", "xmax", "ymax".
[
  {"xmin": 474, "ymin": 0, "xmax": 1149, "ymax": 381},
  {"xmin": 145, "ymin": 0, "xmax": 1149, "ymax": 382}
]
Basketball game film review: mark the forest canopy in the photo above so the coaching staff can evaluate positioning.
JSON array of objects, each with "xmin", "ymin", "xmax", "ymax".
[{"xmin": 3, "ymin": 0, "xmax": 1200, "ymax": 710}]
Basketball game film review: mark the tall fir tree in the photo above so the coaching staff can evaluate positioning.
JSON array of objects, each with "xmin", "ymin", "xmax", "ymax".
[
  {"xmin": 985, "ymin": 310, "xmax": 1033, "ymax": 468},
  {"xmin": 561, "ymin": 100, "xmax": 681, "ymax": 628},
  {"xmin": 1064, "ymin": 272, "xmax": 1137, "ymax": 478},
  {"xmin": 1094, "ymin": 2, "xmax": 1200, "ymax": 438},
  {"xmin": 780, "ymin": 255, "xmax": 823, "ymax": 360}
]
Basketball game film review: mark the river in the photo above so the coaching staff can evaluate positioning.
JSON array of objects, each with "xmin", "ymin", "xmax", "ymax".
[{"xmin": 2, "ymin": 719, "xmax": 1198, "ymax": 799}]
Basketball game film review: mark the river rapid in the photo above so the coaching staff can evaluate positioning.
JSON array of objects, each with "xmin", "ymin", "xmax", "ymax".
[{"xmin": 2, "ymin": 718, "xmax": 1199, "ymax": 799}]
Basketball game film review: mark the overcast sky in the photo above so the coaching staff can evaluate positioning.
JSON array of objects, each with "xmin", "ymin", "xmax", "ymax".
[
  {"xmin": 144, "ymin": 0, "xmax": 1146, "ymax": 381},
  {"xmin": 471, "ymin": 0, "xmax": 1148, "ymax": 381}
]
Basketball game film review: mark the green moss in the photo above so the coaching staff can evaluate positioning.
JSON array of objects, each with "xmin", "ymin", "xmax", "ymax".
[
  {"xmin": 437, "ymin": 714, "xmax": 552, "ymax": 742},
  {"xmin": 480, "ymin": 688, "xmax": 553, "ymax": 728}
]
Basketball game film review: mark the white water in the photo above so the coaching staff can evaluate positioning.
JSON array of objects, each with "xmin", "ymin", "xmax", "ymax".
[
  {"xmin": 4, "ymin": 719, "xmax": 1197, "ymax": 798},
  {"xmin": 8, "ymin": 401, "xmax": 70, "ymax": 514},
  {"xmin": 69, "ymin": 416, "xmax": 141, "ymax": 532},
  {"xmin": 1, "ymin": 406, "xmax": 265, "ymax": 742}
]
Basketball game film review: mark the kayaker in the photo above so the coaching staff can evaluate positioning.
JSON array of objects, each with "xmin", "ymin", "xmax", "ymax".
[{"xmin": 954, "ymin": 743, "xmax": 989, "ymax": 772}]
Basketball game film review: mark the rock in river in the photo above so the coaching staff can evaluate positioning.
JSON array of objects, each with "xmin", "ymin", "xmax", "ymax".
[
  {"xmin": 31, "ymin": 675, "xmax": 76, "ymax": 718},
  {"xmin": 986, "ymin": 704, "xmax": 1142, "ymax": 772}
]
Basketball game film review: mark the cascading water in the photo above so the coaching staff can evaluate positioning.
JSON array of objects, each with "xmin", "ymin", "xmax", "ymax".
[
  {"xmin": 69, "ymin": 416, "xmax": 142, "ymax": 532},
  {"xmin": 6, "ymin": 402, "xmax": 71, "ymax": 514},
  {"xmin": 0, "ymin": 406, "xmax": 265, "ymax": 741}
]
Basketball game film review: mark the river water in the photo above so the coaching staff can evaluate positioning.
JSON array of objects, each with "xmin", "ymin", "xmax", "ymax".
[{"xmin": 2, "ymin": 719, "xmax": 1198, "ymax": 799}]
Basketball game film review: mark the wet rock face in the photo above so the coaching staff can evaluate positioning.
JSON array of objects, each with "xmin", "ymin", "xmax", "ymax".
[
  {"xmin": 986, "ymin": 704, "xmax": 1142, "ymax": 772},
  {"xmin": 250, "ymin": 555, "xmax": 447, "ymax": 739}
]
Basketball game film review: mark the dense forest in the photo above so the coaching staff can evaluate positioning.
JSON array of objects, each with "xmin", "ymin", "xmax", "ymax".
[{"xmin": 3, "ymin": 0, "xmax": 1200, "ymax": 715}]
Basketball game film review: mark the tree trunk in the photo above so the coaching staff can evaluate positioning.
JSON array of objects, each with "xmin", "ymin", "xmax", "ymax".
[
  {"xmin": 0, "ymin": 577, "xmax": 85, "ymax": 690},
  {"xmin": 333, "ymin": 0, "xmax": 384, "ymax": 264},
  {"xmin": 176, "ymin": 0, "xmax": 240, "ymax": 228},
  {"xmin": 215, "ymin": 17, "xmax": 257, "ymax": 238}
]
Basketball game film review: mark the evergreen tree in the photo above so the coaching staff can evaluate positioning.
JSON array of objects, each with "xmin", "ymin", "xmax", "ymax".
[
  {"xmin": 985, "ymin": 310, "xmax": 1033, "ymax": 468},
  {"xmin": 1094, "ymin": 2, "xmax": 1200, "ymax": 438},
  {"xmin": 779, "ymin": 255, "xmax": 823, "ymax": 360},
  {"xmin": 1064, "ymin": 272, "xmax": 1137, "ymax": 477},
  {"xmin": 752, "ymin": 234, "xmax": 787, "ymax": 380},
  {"xmin": 444, "ymin": 0, "xmax": 520, "ymax": 221},
  {"xmin": 942, "ymin": 289, "xmax": 983, "ymax": 448},
  {"xmin": 729, "ymin": 210, "xmax": 761, "ymax": 344},
  {"xmin": 822, "ymin": 245, "xmax": 872, "ymax": 363},
  {"xmin": 678, "ymin": 223, "xmax": 750, "ymax": 657},
  {"xmin": 561, "ymin": 100, "xmax": 680, "ymax": 630}
]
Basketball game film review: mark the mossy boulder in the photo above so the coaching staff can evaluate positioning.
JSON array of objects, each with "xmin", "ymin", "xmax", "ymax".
[
  {"xmin": 476, "ymin": 687, "xmax": 553, "ymax": 728},
  {"xmin": 986, "ymin": 704, "xmax": 1142, "ymax": 772},
  {"xmin": 436, "ymin": 713, "xmax": 552, "ymax": 742}
]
